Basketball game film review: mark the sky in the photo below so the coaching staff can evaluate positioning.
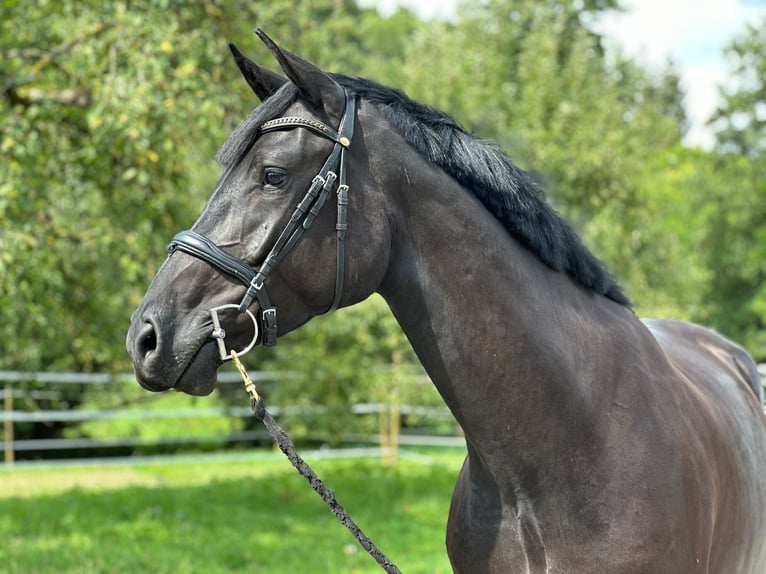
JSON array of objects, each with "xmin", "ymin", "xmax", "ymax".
[{"xmin": 359, "ymin": 0, "xmax": 766, "ymax": 148}]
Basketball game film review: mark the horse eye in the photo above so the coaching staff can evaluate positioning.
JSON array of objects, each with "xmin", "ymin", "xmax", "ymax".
[{"xmin": 263, "ymin": 169, "xmax": 287, "ymax": 188}]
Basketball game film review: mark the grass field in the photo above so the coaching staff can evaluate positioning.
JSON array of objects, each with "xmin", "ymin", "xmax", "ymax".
[{"xmin": 0, "ymin": 448, "xmax": 465, "ymax": 573}]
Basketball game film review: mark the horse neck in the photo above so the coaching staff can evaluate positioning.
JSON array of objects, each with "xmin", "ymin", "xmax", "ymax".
[{"xmin": 377, "ymin": 159, "xmax": 642, "ymax": 474}]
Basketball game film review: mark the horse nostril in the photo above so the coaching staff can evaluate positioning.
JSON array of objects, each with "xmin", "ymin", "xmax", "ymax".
[{"xmin": 137, "ymin": 321, "xmax": 158, "ymax": 358}]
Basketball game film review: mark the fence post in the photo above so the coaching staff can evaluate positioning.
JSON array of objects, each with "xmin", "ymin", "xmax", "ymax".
[{"xmin": 4, "ymin": 384, "xmax": 13, "ymax": 464}]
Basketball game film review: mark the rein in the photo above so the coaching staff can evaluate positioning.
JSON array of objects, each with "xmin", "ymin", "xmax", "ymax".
[
  {"xmin": 230, "ymin": 351, "xmax": 402, "ymax": 574},
  {"xmin": 167, "ymin": 88, "xmax": 357, "ymax": 350}
]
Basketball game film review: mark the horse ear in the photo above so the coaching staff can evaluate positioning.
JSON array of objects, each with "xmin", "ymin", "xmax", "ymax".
[
  {"xmin": 255, "ymin": 29, "xmax": 345, "ymax": 121},
  {"xmin": 229, "ymin": 43, "xmax": 286, "ymax": 101}
]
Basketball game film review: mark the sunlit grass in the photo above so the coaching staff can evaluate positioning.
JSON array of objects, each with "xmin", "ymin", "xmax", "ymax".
[{"xmin": 0, "ymin": 449, "xmax": 464, "ymax": 573}]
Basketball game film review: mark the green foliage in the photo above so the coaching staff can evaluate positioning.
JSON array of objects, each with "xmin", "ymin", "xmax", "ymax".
[
  {"xmin": 696, "ymin": 18, "xmax": 766, "ymax": 358},
  {"xmin": 63, "ymin": 385, "xmax": 245, "ymax": 454},
  {"xmin": 0, "ymin": 2, "xmax": 243, "ymax": 373},
  {"xmin": 402, "ymin": 0, "xmax": 684, "ymax": 217},
  {"xmin": 0, "ymin": 0, "xmax": 435, "ymax": 445},
  {"xmin": 584, "ymin": 146, "xmax": 713, "ymax": 320},
  {"xmin": 696, "ymin": 154, "xmax": 766, "ymax": 358},
  {"xmin": 712, "ymin": 17, "xmax": 766, "ymax": 158}
]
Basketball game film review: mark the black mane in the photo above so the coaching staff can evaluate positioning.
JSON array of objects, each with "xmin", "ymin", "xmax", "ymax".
[
  {"xmin": 218, "ymin": 74, "xmax": 630, "ymax": 307},
  {"xmin": 333, "ymin": 74, "xmax": 630, "ymax": 307}
]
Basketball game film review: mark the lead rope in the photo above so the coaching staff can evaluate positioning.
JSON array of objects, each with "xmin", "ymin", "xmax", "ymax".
[{"xmin": 230, "ymin": 351, "xmax": 402, "ymax": 574}]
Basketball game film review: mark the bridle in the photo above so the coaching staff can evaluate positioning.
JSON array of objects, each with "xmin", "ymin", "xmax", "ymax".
[{"xmin": 166, "ymin": 89, "xmax": 357, "ymax": 356}]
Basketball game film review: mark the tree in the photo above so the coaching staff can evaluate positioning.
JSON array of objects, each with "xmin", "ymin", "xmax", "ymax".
[
  {"xmin": 688, "ymin": 17, "xmax": 766, "ymax": 360},
  {"xmin": 697, "ymin": 155, "xmax": 765, "ymax": 359},
  {"xmin": 0, "ymin": 2, "xmax": 251, "ymax": 373},
  {"xmin": 711, "ymin": 18, "xmax": 766, "ymax": 158},
  {"xmin": 0, "ymin": 0, "xmax": 430, "ymax": 447}
]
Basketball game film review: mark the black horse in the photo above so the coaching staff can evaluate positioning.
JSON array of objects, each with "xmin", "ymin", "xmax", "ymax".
[{"xmin": 127, "ymin": 31, "xmax": 766, "ymax": 572}]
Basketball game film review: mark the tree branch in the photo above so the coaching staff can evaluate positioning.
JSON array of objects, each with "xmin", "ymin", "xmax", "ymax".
[
  {"xmin": 12, "ymin": 86, "xmax": 92, "ymax": 107},
  {"xmin": 2, "ymin": 23, "xmax": 112, "ymax": 109},
  {"xmin": 30, "ymin": 23, "xmax": 113, "ymax": 75}
]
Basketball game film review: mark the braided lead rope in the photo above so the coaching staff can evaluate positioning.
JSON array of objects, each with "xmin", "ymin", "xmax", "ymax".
[{"xmin": 230, "ymin": 351, "xmax": 402, "ymax": 574}]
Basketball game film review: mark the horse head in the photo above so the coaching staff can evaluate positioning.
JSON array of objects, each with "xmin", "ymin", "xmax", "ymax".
[{"xmin": 126, "ymin": 31, "xmax": 395, "ymax": 395}]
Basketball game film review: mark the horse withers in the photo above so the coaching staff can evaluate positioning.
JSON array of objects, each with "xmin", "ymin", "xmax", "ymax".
[{"xmin": 126, "ymin": 31, "xmax": 766, "ymax": 573}]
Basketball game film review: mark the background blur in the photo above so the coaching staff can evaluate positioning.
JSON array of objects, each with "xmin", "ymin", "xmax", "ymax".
[{"xmin": 1, "ymin": 0, "xmax": 764, "ymax": 460}]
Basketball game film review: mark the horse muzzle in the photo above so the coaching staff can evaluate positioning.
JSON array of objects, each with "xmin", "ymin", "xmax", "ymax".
[{"xmin": 127, "ymin": 302, "xmax": 259, "ymax": 395}]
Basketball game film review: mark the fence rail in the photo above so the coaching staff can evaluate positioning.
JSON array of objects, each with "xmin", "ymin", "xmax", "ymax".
[
  {"xmin": 3, "ymin": 366, "xmax": 763, "ymax": 466},
  {"xmin": 0, "ymin": 370, "xmax": 458, "ymax": 465}
]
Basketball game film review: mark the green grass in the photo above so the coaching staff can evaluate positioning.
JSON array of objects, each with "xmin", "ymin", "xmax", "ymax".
[{"xmin": 0, "ymin": 449, "xmax": 465, "ymax": 573}]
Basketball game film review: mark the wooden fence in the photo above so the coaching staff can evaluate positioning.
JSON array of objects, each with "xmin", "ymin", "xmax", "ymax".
[
  {"xmin": 3, "ymin": 365, "xmax": 763, "ymax": 466},
  {"xmin": 0, "ymin": 370, "xmax": 459, "ymax": 465}
]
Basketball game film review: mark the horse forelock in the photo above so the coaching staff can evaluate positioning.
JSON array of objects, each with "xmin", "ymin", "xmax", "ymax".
[{"xmin": 332, "ymin": 74, "xmax": 631, "ymax": 307}]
